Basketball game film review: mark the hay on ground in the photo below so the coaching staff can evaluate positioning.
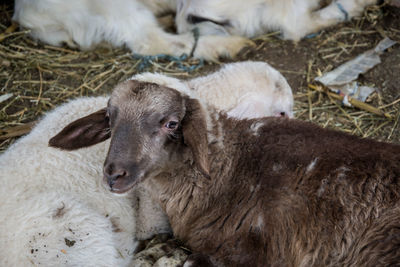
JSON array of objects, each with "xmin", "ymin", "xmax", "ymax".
[{"xmin": 0, "ymin": 2, "xmax": 399, "ymax": 152}]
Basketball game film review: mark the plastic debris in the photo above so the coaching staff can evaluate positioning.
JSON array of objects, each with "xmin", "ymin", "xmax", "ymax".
[
  {"xmin": 0, "ymin": 93, "xmax": 13, "ymax": 103},
  {"xmin": 315, "ymin": 37, "xmax": 397, "ymax": 105}
]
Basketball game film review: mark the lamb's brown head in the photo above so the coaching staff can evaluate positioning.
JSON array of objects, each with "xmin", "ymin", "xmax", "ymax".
[{"xmin": 49, "ymin": 80, "xmax": 209, "ymax": 194}]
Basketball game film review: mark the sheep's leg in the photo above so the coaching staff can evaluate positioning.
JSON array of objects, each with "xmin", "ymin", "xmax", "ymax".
[
  {"xmin": 314, "ymin": 0, "xmax": 377, "ymax": 22},
  {"xmin": 283, "ymin": 0, "xmax": 377, "ymax": 40},
  {"xmin": 335, "ymin": 0, "xmax": 378, "ymax": 18},
  {"xmin": 122, "ymin": 1, "xmax": 252, "ymax": 60},
  {"xmin": 128, "ymin": 27, "xmax": 194, "ymax": 56},
  {"xmin": 193, "ymin": 35, "xmax": 254, "ymax": 62},
  {"xmin": 128, "ymin": 26, "xmax": 253, "ymax": 61},
  {"xmin": 28, "ymin": 27, "xmax": 77, "ymax": 48}
]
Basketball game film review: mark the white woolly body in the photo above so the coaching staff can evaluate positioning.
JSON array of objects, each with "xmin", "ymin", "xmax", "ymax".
[
  {"xmin": 0, "ymin": 97, "xmax": 170, "ymax": 267},
  {"xmin": 176, "ymin": 0, "xmax": 378, "ymax": 40},
  {"xmin": 188, "ymin": 61, "xmax": 294, "ymax": 119}
]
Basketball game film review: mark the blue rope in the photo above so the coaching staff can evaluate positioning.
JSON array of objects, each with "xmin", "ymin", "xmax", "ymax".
[
  {"xmin": 132, "ymin": 28, "xmax": 203, "ymax": 73},
  {"xmin": 305, "ymin": 32, "xmax": 321, "ymax": 39},
  {"xmin": 336, "ymin": 2, "xmax": 349, "ymax": 21}
]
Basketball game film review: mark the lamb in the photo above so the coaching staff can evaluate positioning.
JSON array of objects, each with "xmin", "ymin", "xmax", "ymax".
[
  {"xmin": 50, "ymin": 79, "xmax": 400, "ymax": 266},
  {"xmin": 0, "ymin": 62, "xmax": 293, "ymax": 266},
  {"xmin": 176, "ymin": 0, "xmax": 378, "ymax": 41},
  {"xmin": 12, "ymin": 0, "xmax": 252, "ymax": 61}
]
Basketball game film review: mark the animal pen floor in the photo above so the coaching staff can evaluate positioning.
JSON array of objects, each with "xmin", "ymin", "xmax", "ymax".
[{"xmin": 0, "ymin": 2, "xmax": 399, "ymax": 152}]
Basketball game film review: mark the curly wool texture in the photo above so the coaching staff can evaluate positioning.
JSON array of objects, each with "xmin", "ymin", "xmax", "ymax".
[{"xmin": 0, "ymin": 97, "xmax": 138, "ymax": 266}]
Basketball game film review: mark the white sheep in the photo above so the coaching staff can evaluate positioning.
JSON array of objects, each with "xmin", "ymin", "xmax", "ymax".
[
  {"xmin": 0, "ymin": 97, "xmax": 139, "ymax": 266},
  {"xmin": 12, "ymin": 0, "xmax": 251, "ymax": 61},
  {"xmin": 176, "ymin": 0, "xmax": 378, "ymax": 41},
  {"xmin": 0, "ymin": 61, "xmax": 293, "ymax": 266},
  {"xmin": 0, "ymin": 96, "xmax": 174, "ymax": 266}
]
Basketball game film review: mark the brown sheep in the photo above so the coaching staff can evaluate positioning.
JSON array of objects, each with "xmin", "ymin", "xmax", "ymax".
[{"xmin": 49, "ymin": 80, "xmax": 400, "ymax": 266}]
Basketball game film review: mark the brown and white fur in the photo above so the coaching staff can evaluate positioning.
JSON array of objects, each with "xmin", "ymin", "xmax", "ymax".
[{"xmin": 50, "ymin": 80, "xmax": 400, "ymax": 266}]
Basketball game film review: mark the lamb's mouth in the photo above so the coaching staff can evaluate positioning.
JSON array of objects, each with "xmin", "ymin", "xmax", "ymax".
[{"xmin": 105, "ymin": 175, "xmax": 144, "ymax": 194}]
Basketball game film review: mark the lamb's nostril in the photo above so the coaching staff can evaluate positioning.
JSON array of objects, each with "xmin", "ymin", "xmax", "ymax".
[
  {"xmin": 108, "ymin": 170, "xmax": 127, "ymax": 180},
  {"xmin": 104, "ymin": 163, "xmax": 127, "ymax": 188}
]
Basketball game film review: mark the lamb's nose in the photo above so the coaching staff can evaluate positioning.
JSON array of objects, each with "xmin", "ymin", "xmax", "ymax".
[{"xmin": 104, "ymin": 163, "xmax": 127, "ymax": 188}]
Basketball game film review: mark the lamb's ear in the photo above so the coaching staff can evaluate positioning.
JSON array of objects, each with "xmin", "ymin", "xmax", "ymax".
[
  {"xmin": 49, "ymin": 108, "xmax": 110, "ymax": 150},
  {"xmin": 181, "ymin": 97, "xmax": 210, "ymax": 179}
]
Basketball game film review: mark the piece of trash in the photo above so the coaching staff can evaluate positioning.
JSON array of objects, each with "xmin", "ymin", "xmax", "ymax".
[
  {"xmin": 60, "ymin": 249, "xmax": 67, "ymax": 254},
  {"xmin": 308, "ymin": 84, "xmax": 392, "ymax": 119},
  {"xmin": 325, "ymin": 82, "xmax": 376, "ymax": 105},
  {"xmin": 0, "ymin": 93, "xmax": 13, "ymax": 104},
  {"xmin": 315, "ymin": 37, "xmax": 397, "ymax": 104}
]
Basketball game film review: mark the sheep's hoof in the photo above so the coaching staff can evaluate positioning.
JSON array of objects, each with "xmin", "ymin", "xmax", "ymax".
[
  {"xmin": 194, "ymin": 35, "xmax": 255, "ymax": 62},
  {"xmin": 0, "ymin": 22, "xmax": 18, "ymax": 42},
  {"xmin": 132, "ymin": 234, "xmax": 190, "ymax": 267}
]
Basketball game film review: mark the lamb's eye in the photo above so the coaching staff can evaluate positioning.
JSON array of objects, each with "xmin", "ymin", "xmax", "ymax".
[{"xmin": 165, "ymin": 121, "xmax": 178, "ymax": 130}]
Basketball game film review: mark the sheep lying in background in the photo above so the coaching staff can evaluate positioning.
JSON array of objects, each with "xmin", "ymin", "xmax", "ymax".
[
  {"xmin": 13, "ymin": 0, "xmax": 378, "ymax": 60},
  {"xmin": 133, "ymin": 61, "xmax": 293, "ymax": 120},
  {"xmin": 51, "ymin": 80, "xmax": 400, "ymax": 266},
  {"xmin": 176, "ymin": 0, "xmax": 378, "ymax": 41},
  {"xmin": 187, "ymin": 61, "xmax": 293, "ymax": 119},
  {"xmin": 12, "ymin": 0, "xmax": 252, "ymax": 61},
  {"xmin": 0, "ymin": 61, "xmax": 293, "ymax": 266}
]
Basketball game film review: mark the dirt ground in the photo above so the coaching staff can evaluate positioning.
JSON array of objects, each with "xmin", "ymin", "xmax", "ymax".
[{"xmin": 0, "ymin": 2, "xmax": 399, "ymax": 151}]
